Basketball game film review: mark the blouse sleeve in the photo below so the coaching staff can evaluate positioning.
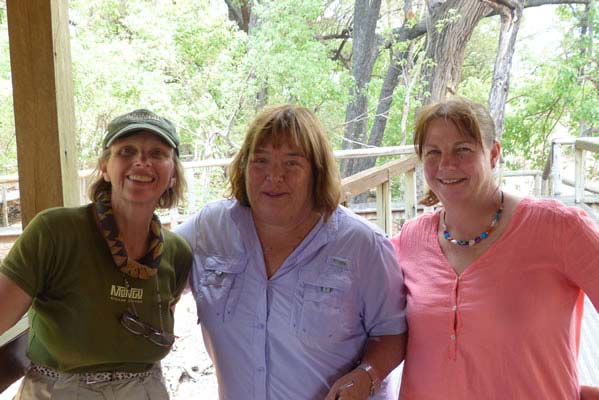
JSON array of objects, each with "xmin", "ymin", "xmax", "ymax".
[
  {"xmin": 561, "ymin": 206, "xmax": 599, "ymax": 311},
  {"xmin": 360, "ymin": 233, "xmax": 407, "ymax": 336}
]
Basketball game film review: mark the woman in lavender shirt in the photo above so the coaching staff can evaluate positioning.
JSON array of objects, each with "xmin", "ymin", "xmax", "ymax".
[{"xmin": 176, "ymin": 104, "xmax": 407, "ymax": 400}]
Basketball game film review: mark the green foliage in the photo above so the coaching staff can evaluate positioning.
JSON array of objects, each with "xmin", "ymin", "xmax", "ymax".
[
  {"xmin": 0, "ymin": 17, "xmax": 15, "ymax": 175},
  {"xmin": 460, "ymin": 17, "xmax": 498, "ymax": 99},
  {"xmin": 249, "ymin": 0, "xmax": 349, "ymax": 108},
  {"xmin": 502, "ymin": 72, "xmax": 564, "ymax": 170},
  {"xmin": 0, "ymin": 0, "xmax": 597, "ymax": 197}
]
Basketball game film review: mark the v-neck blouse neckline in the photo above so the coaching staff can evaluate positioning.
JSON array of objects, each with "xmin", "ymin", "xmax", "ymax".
[{"xmin": 431, "ymin": 197, "xmax": 531, "ymax": 277}]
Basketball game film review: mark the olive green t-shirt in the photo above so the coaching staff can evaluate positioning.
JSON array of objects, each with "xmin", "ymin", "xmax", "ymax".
[{"xmin": 0, "ymin": 205, "xmax": 191, "ymax": 373}]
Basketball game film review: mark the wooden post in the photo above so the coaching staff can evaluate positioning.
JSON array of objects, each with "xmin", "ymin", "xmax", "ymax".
[
  {"xmin": 404, "ymin": 169, "xmax": 417, "ymax": 219},
  {"xmin": 551, "ymin": 142, "xmax": 562, "ymax": 197},
  {"xmin": 185, "ymin": 167, "xmax": 196, "ymax": 213},
  {"xmin": 541, "ymin": 178, "xmax": 548, "ymax": 197},
  {"xmin": 7, "ymin": 0, "xmax": 79, "ymax": 227},
  {"xmin": 3, "ymin": 0, "xmax": 79, "ymax": 389},
  {"xmin": 376, "ymin": 179, "xmax": 391, "ymax": 235},
  {"xmin": 574, "ymin": 138, "xmax": 599, "ymax": 204},
  {"xmin": 574, "ymin": 146, "xmax": 585, "ymax": 204},
  {"xmin": 1, "ymin": 184, "xmax": 8, "ymax": 227},
  {"xmin": 534, "ymin": 174, "xmax": 541, "ymax": 197}
]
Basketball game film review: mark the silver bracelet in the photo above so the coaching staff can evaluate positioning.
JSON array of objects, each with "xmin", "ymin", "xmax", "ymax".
[{"xmin": 356, "ymin": 362, "xmax": 381, "ymax": 396}]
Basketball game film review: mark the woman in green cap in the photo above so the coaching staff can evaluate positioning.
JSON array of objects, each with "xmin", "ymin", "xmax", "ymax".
[{"xmin": 0, "ymin": 109, "xmax": 191, "ymax": 399}]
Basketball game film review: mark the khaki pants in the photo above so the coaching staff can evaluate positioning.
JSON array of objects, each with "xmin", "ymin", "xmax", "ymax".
[{"xmin": 13, "ymin": 364, "xmax": 169, "ymax": 400}]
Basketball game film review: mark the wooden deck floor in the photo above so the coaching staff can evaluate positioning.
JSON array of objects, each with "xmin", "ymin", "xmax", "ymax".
[
  {"xmin": 563, "ymin": 198, "xmax": 599, "ymax": 385},
  {"xmin": 579, "ymin": 295, "xmax": 599, "ymax": 385}
]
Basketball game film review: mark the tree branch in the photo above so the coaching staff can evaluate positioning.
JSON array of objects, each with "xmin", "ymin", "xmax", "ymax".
[
  {"xmin": 487, "ymin": 0, "xmax": 521, "ymax": 10},
  {"xmin": 524, "ymin": 0, "xmax": 589, "ymax": 6},
  {"xmin": 484, "ymin": 0, "xmax": 591, "ymax": 17},
  {"xmin": 383, "ymin": 0, "xmax": 590, "ymax": 47},
  {"xmin": 317, "ymin": 29, "xmax": 352, "ymax": 40}
]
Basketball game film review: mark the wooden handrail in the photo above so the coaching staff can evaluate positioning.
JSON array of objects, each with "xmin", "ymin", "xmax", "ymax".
[
  {"xmin": 575, "ymin": 137, "xmax": 599, "ymax": 154},
  {"xmin": 340, "ymin": 155, "xmax": 419, "ymax": 201},
  {"xmin": 0, "ymin": 146, "xmax": 417, "ymax": 185},
  {"xmin": 574, "ymin": 137, "xmax": 599, "ymax": 203},
  {"xmin": 340, "ymin": 155, "xmax": 420, "ymax": 234}
]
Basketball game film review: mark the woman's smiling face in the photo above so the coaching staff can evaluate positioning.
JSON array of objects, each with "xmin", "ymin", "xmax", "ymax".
[
  {"xmin": 102, "ymin": 131, "xmax": 176, "ymax": 209},
  {"xmin": 245, "ymin": 138, "xmax": 315, "ymax": 228},
  {"xmin": 422, "ymin": 118, "xmax": 499, "ymax": 206}
]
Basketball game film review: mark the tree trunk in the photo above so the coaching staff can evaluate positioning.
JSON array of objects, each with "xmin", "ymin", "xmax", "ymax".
[
  {"xmin": 224, "ymin": 0, "xmax": 252, "ymax": 33},
  {"xmin": 340, "ymin": 0, "xmax": 382, "ymax": 178},
  {"xmin": 351, "ymin": 26, "xmax": 424, "ymax": 174},
  {"xmin": 224, "ymin": 0, "xmax": 266, "ymax": 108},
  {"xmin": 422, "ymin": 0, "xmax": 491, "ymax": 103},
  {"xmin": 228, "ymin": 0, "xmax": 591, "ymax": 181},
  {"xmin": 578, "ymin": 3, "xmax": 593, "ymax": 137},
  {"xmin": 487, "ymin": 0, "xmax": 524, "ymax": 141}
]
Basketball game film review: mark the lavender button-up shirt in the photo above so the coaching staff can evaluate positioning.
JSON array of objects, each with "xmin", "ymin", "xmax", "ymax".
[{"xmin": 175, "ymin": 200, "xmax": 407, "ymax": 400}]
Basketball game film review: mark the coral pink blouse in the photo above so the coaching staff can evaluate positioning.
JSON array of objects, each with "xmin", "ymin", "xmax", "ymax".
[{"xmin": 392, "ymin": 198, "xmax": 599, "ymax": 400}]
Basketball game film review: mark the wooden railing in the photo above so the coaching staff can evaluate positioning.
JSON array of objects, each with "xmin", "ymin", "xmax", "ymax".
[
  {"xmin": 340, "ymin": 155, "xmax": 419, "ymax": 234},
  {"xmin": 0, "ymin": 173, "xmax": 19, "ymax": 228},
  {"xmin": 0, "ymin": 146, "xmax": 417, "ymax": 231},
  {"xmin": 5, "ymin": 140, "xmax": 599, "ymax": 235},
  {"xmin": 546, "ymin": 137, "xmax": 599, "ymax": 201},
  {"xmin": 574, "ymin": 137, "xmax": 599, "ymax": 203}
]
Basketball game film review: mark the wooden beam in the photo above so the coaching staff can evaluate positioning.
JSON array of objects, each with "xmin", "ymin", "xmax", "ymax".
[
  {"xmin": 575, "ymin": 147, "xmax": 585, "ymax": 204},
  {"xmin": 575, "ymin": 137, "xmax": 599, "ymax": 154},
  {"xmin": 7, "ymin": 0, "xmax": 78, "ymax": 227},
  {"xmin": 551, "ymin": 142, "xmax": 562, "ymax": 196},
  {"xmin": 376, "ymin": 180, "xmax": 391, "ymax": 235},
  {"xmin": 404, "ymin": 169, "xmax": 417, "ymax": 219},
  {"xmin": 3, "ymin": 0, "xmax": 79, "ymax": 388},
  {"xmin": 341, "ymin": 155, "xmax": 419, "ymax": 201},
  {"xmin": 562, "ymin": 177, "xmax": 599, "ymax": 195},
  {"xmin": 182, "ymin": 145, "xmax": 417, "ymax": 169},
  {"xmin": 1, "ymin": 185, "xmax": 8, "ymax": 227}
]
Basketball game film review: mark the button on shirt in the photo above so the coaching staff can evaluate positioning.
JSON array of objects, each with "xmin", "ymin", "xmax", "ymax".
[{"xmin": 175, "ymin": 200, "xmax": 407, "ymax": 400}]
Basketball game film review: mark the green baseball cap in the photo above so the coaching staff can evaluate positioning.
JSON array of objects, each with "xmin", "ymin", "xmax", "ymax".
[{"xmin": 103, "ymin": 109, "xmax": 180, "ymax": 156}]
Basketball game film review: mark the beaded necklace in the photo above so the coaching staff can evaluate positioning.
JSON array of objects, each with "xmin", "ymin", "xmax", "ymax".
[{"xmin": 442, "ymin": 191, "xmax": 504, "ymax": 247}]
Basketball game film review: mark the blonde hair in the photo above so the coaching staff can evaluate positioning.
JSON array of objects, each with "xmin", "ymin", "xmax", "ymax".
[
  {"xmin": 88, "ymin": 146, "xmax": 186, "ymax": 209},
  {"xmin": 228, "ymin": 104, "xmax": 341, "ymax": 221},
  {"xmin": 414, "ymin": 97, "xmax": 496, "ymax": 206}
]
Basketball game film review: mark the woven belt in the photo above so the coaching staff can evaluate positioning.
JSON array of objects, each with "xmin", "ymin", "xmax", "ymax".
[{"xmin": 30, "ymin": 363, "xmax": 154, "ymax": 385}]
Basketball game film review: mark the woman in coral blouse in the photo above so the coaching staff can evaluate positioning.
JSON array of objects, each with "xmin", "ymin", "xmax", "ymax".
[{"xmin": 391, "ymin": 96, "xmax": 599, "ymax": 400}]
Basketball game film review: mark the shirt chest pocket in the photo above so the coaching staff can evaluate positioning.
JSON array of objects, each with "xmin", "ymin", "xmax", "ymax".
[
  {"xmin": 296, "ymin": 269, "xmax": 356, "ymax": 342},
  {"xmin": 195, "ymin": 255, "xmax": 247, "ymax": 322}
]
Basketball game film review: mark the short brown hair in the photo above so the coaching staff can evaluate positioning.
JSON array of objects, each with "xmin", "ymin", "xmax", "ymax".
[
  {"xmin": 414, "ymin": 97, "xmax": 496, "ymax": 206},
  {"xmin": 228, "ymin": 104, "xmax": 341, "ymax": 221},
  {"xmin": 88, "ymin": 146, "xmax": 186, "ymax": 209}
]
